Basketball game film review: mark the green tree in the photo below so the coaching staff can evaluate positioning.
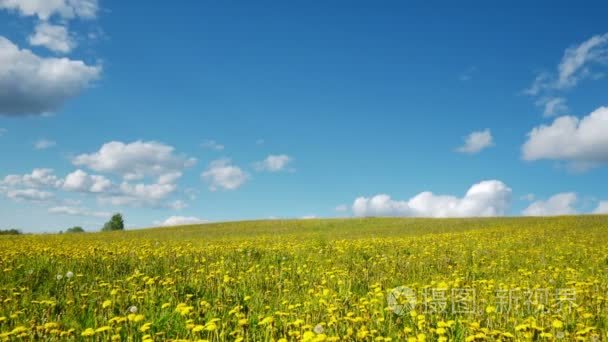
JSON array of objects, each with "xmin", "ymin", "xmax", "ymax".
[
  {"xmin": 0, "ymin": 229, "xmax": 21, "ymax": 235},
  {"xmin": 102, "ymin": 214, "xmax": 125, "ymax": 232},
  {"xmin": 66, "ymin": 226, "xmax": 85, "ymax": 233}
]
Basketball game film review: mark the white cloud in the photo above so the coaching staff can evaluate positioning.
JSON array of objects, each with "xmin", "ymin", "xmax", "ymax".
[
  {"xmin": 0, "ymin": 0, "xmax": 98, "ymax": 20},
  {"xmin": 119, "ymin": 182, "xmax": 176, "ymax": 201},
  {"xmin": 157, "ymin": 172, "xmax": 182, "ymax": 185},
  {"xmin": 456, "ymin": 129, "xmax": 494, "ymax": 154},
  {"xmin": 525, "ymin": 33, "xmax": 608, "ymax": 94},
  {"xmin": 1, "ymin": 168, "xmax": 62, "ymax": 188},
  {"xmin": 301, "ymin": 215, "xmax": 317, "ymax": 219},
  {"xmin": 168, "ymin": 200, "xmax": 187, "ymax": 210},
  {"xmin": 522, "ymin": 193, "xmax": 577, "ymax": 216},
  {"xmin": 156, "ymin": 216, "xmax": 207, "ymax": 227},
  {"xmin": 48, "ymin": 205, "xmax": 110, "ymax": 218},
  {"xmin": 0, "ymin": 128, "xmax": 6, "ymax": 136},
  {"xmin": 202, "ymin": 159, "xmax": 248, "ymax": 191},
  {"xmin": 535, "ymin": 97, "xmax": 568, "ymax": 117},
  {"xmin": 201, "ymin": 140, "xmax": 224, "ymax": 151},
  {"xmin": 63, "ymin": 169, "xmax": 111, "ymax": 193},
  {"xmin": 557, "ymin": 33, "xmax": 608, "ymax": 89},
  {"xmin": 29, "ymin": 22, "xmax": 74, "ymax": 53},
  {"xmin": 0, "ymin": 36, "xmax": 101, "ymax": 116},
  {"xmin": 73, "ymin": 141, "xmax": 196, "ymax": 180},
  {"xmin": 522, "ymin": 106, "xmax": 608, "ymax": 168},
  {"xmin": 6, "ymin": 188, "xmax": 54, "ymax": 202},
  {"xmin": 594, "ymin": 201, "xmax": 608, "ymax": 214},
  {"xmin": 254, "ymin": 154, "xmax": 294, "ymax": 172},
  {"xmin": 34, "ymin": 139, "xmax": 57, "ymax": 150},
  {"xmin": 352, "ymin": 180, "xmax": 512, "ymax": 218}
]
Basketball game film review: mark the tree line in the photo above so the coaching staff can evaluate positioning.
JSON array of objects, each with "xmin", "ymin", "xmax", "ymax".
[{"xmin": 3, "ymin": 213, "xmax": 125, "ymax": 235}]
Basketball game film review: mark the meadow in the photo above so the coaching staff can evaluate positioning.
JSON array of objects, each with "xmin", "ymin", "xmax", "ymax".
[{"xmin": 0, "ymin": 216, "xmax": 607, "ymax": 341}]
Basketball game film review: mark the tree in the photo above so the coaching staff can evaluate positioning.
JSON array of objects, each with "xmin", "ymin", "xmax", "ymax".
[
  {"xmin": 66, "ymin": 226, "xmax": 85, "ymax": 233},
  {"xmin": 102, "ymin": 213, "xmax": 125, "ymax": 232},
  {"xmin": 0, "ymin": 229, "xmax": 21, "ymax": 235}
]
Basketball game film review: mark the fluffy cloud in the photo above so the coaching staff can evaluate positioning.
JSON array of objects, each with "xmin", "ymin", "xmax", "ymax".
[
  {"xmin": 156, "ymin": 216, "xmax": 207, "ymax": 227},
  {"xmin": 522, "ymin": 106, "xmax": 608, "ymax": 168},
  {"xmin": 63, "ymin": 169, "xmax": 111, "ymax": 193},
  {"xmin": 535, "ymin": 97, "xmax": 568, "ymax": 117},
  {"xmin": 594, "ymin": 201, "xmax": 608, "ymax": 214},
  {"xmin": 1, "ymin": 168, "xmax": 62, "ymax": 188},
  {"xmin": 201, "ymin": 140, "xmax": 224, "ymax": 151},
  {"xmin": 28, "ymin": 22, "xmax": 74, "ymax": 53},
  {"xmin": 0, "ymin": 0, "xmax": 98, "ymax": 20},
  {"xmin": 73, "ymin": 141, "xmax": 196, "ymax": 180},
  {"xmin": 48, "ymin": 205, "xmax": 110, "ymax": 218},
  {"xmin": 522, "ymin": 193, "xmax": 577, "ymax": 216},
  {"xmin": 352, "ymin": 180, "xmax": 512, "ymax": 218},
  {"xmin": 455, "ymin": 129, "xmax": 494, "ymax": 154},
  {"xmin": 202, "ymin": 159, "xmax": 248, "ymax": 191},
  {"xmin": 0, "ymin": 37, "xmax": 101, "ymax": 116},
  {"xmin": 254, "ymin": 154, "xmax": 294, "ymax": 172},
  {"xmin": 6, "ymin": 188, "xmax": 54, "ymax": 202},
  {"xmin": 34, "ymin": 139, "xmax": 57, "ymax": 150},
  {"xmin": 525, "ymin": 33, "xmax": 608, "ymax": 94}
]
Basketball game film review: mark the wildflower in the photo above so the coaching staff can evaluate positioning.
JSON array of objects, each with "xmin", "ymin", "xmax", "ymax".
[
  {"xmin": 81, "ymin": 328, "xmax": 95, "ymax": 337},
  {"xmin": 552, "ymin": 319, "xmax": 564, "ymax": 329},
  {"xmin": 128, "ymin": 305, "xmax": 138, "ymax": 313},
  {"xmin": 56, "ymin": 274, "xmax": 63, "ymax": 280},
  {"xmin": 66, "ymin": 271, "xmax": 74, "ymax": 279},
  {"xmin": 314, "ymin": 324, "xmax": 324, "ymax": 334}
]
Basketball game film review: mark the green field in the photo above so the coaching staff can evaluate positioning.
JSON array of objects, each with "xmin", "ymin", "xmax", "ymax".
[{"xmin": 1, "ymin": 216, "xmax": 607, "ymax": 341}]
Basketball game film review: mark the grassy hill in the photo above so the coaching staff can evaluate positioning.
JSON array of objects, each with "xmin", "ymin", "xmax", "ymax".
[{"xmin": 0, "ymin": 215, "xmax": 607, "ymax": 340}]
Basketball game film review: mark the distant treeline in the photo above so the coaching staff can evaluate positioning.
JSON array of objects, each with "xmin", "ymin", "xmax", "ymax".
[{"xmin": 0, "ymin": 229, "xmax": 22, "ymax": 235}]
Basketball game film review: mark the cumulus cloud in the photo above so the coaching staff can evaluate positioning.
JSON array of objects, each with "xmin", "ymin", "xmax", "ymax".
[
  {"xmin": 0, "ymin": 37, "xmax": 101, "ymax": 116},
  {"xmin": 594, "ymin": 201, "xmax": 608, "ymax": 214},
  {"xmin": 1, "ymin": 168, "xmax": 62, "ymax": 188},
  {"xmin": 0, "ymin": 0, "xmax": 98, "ymax": 20},
  {"xmin": 28, "ymin": 22, "xmax": 74, "ymax": 53},
  {"xmin": 73, "ymin": 141, "xmax": 196, "ymax": 180},
  {"xmin": 48, "ymin": 205, "xmax": 110, "ymax": 218},
  {"xmin": 522, "ymin": 106, "xmax": 608, "ymax": 168},
  {"xmin": 34, "ymin": 139, "xmax": 56, "ymax": 150},
  {"xmin": 535, "ymin": 97, "xmax": 568, "ymax": 117},
  {"xmin": 6, "ymin": 188, "xmax": 54, "ymax": 202},
  {"xmin": 352, "ymin": 180, "xmax": 512, "ymax": 218},
  {"xmin": 202, "ymin": 159, "xmax": 248, "ymax": 191},
  {"xmin": 254, "ymin": 154, "xmax": 294, "ymax": 172},
  {"xmin": 156, "ymin": 216, "xmax": 207, "ymax": 227},
  {"xmin": 525, "ymin": 33, "xmax": 608, "ymax": 94},
  {"xmin": 63, "ymin": 169, "xmax": 111, "ymax": 193},
  {"xmin": 522, "ymin": 193, "xmax": 577, "ymax": 216},
  {"xmin": 201, "ymin": 140, "xmax": 224, "ymax": 151},
  {"xmin": 455, "ymin": 129, "xmax": 494, "ymax": 154}
]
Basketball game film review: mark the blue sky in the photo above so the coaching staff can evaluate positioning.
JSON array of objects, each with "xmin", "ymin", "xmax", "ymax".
[{"xmin": 1, "ymin": 1, "xmax": 607, "ymax": 232}]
